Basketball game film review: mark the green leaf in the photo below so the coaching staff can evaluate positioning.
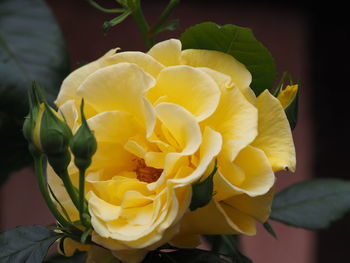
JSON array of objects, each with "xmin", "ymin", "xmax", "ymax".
[
  {"xmin": 180, "ymin": 22, "xmax": 277, "ymax": 96},
  {"xmin": 204, "ymin": 235, "xmax": 253, "ymax": 263},
  {"xmin": 271, "ymin": 178, "xmax": 350, "ymax": 229},
  {"xmin": 44, "ymin": 252, "xmax": 86, "ymax": 263},
  {"xmin": 0, "ymin": 0, "xmax": 69, "ymax": 183},
  {"xmin": 263, "ymin": 221, "xmax": 277, "ymax": 239},
  {"xmin": 0, "ymin": 225, "xmax": 62, "ymax": 263},
  {"xmin": 189, "ymin": 161, "xmax": 217, "ymax": 211},
  {"xmin": 284, "ymin": 85, "xmax": 299, "ymax": 130},
  {"xmin": 0, "ymin": 113, "xmax": 32, "ymax": 185}
]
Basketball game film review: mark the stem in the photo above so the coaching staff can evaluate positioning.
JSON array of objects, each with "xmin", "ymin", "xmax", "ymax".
[
  {"xmin": 130, "ymin": 0, "xmax": 154, "ymax": 49},
  {"xmin": 86, "ymin": 0, "xmax": 126, "ymax": 13},
  {"xmin": 78, "ymin": 168, "xmax": 88, "ymax": 226},
  {"xmin": 34, "ymin": 155, "xmax": 70, "ymax": 227},
  {"xmin": 150, "ymin": 0, "xmax": 180, "ymax": 37},
  {"xmin": 59, "ymin": 170, "xmax": 80, "ymax": 210}
]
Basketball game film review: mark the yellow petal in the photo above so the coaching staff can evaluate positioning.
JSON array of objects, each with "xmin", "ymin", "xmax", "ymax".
[
  {"xmin": 77, "ymin": 63, "xmax": 156, "ymax": 135},
  {"xmin": 56, "ymin": 48, "xmax": 118, "ymax": 106},
  {"xmin": 215, "ymin": 157, "xmax": 245, "ymax": 200},
  {"xmin": 148, "ymin": 103, "xmax": 202, "ymax": 189},
  {"xmin": 232, "ymin": 145, "xmax": 275, "ymax": 196},
  {"xmin": 148, "ymin": 65, "xmax": 220, "ymax": 121},
  {"xmin": 105, "ymin": 51, "xmax": 164, "ymax": 77},
  {"xmin": 171, "ymin": 126, "xmax": 222, "ymax": 185},
  {"xmin": 47, "ymin": 165, "xmax": 79, "ymax": 221},
  {"xmin": 87, "ymin": 111, "xmax": 142, "ymax": 144},
  {"xmin": 203, "ymin": 87, "xmax": 258, "ymax": 160},
  {"xmin": 148, "ymin": 39, "xmax": 182, "ymax": 66},
  {"xmin": 177, "ymin": 200, "xmax": 240, "ymax": 235},
  {"xmin": 58, "ymin": 238, "xmax": 90, "ymax": 257},
  {"xmin": 58, "ymin": 100, "xmax": 79, "ymax": 131},
  {"xmin": 89, "ymin": 142, "xmax": 135, "ymax": 178},
  {"xmin": 252, "ymin": 90, "xmax": 296, "ymax": 172},
  {"xmin": 224, "ymin": 187, "xmax": 274, "ymax": 223},
  {"xmin": 180, "ymin": 49, "xmax": 255, "ymax": 103},
  {"xmin": 198, "ymin": 67, "xmax": 234, "ymax": 90},
  {"xmin": 88, "ymin": 191, "xmax": 121, "ymax": 221},
  {"xmin": 155, "ymin": 103, "xmax": 201, "ymax": 155},
  {"xmin": 218, "ymin": 200, "xmax": 256, "ymax": 235}
]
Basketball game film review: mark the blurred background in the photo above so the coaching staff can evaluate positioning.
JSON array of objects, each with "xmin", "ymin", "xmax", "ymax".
[{"xmin": 0, "ymin": 0, "xmax": 349, "ymax": 262}]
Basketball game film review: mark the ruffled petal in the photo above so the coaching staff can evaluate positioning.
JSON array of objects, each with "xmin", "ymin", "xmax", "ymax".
[
  {"xmin": 105, "ymin": 51, "xmax": 164, "ymax": 77},
  {"xmin": 180, "ymin": 49, "xmax": 255, "ymax": 103},
  {"xmin": 87, "ymin": 111, "xmax": 143, "ymax": 144},
  {"xmin": 56, "ymin": 48, "xmax": 118, "ymax": 106},
  {"xmin": 252, "ymin": 90, "xmax": 296, "ymax": 172},
  {"xmin": 77, "ymin": 63, "xmax": 156, "ymax": 135},
  {"xmin": 148, "ymin": 39, "xmax": 182, "ymax": 66},
  {"xmin": 148, "ymin": 65, "xmax": 220, "ymax": 121},
  {"xmin": 203, "ymin": 87, "xmax": 258, "ymax": 160}
]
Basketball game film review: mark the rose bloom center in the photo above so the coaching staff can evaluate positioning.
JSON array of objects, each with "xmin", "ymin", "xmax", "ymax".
[{"xmin": 133, "ymin": 158, "xmax": 163, "ymax": 183}]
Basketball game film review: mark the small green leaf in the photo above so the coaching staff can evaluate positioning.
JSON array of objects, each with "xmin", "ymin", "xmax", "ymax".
[
  {"xmin": 263, "ymin": 221, "xmax": 277, "ymax": 239},
  {"xmin": 189, "ymin": 161, "xmax": 217, "ymax": 211},
  {"xmin": 271, "ymin": 178, "xmax": 350, "ymax": 229},
  {"xmin": 204, "ymin": 235, "xmax": 254, "ymax": 263},
  {"xmin": 180, "ymin": 22, "xmax": 277, "ymax": 96},
  {"xmin": 0, "ymin": 225, "xmax": 62, "ymax": 263}
]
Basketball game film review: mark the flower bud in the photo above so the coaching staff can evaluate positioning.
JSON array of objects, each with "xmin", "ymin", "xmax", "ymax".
[
  {"xmin": 33, "ymin": 103, "xmax": 72, "ymax": 155},
  {"xmin": 277, "ymin": 84, "xmax": 298, "ymax": 109},
  {"xmin": 70, "ymin": 100, "xmax": 97, "ymax": 171},
  {"xmin": 23, "ymin": 82, "xmax": 45, "ymax": 157}
]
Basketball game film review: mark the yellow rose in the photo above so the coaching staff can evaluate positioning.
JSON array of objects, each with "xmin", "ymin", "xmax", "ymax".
[{"xmin": 48, "ymin": 39, "xmax": 295, "ymax": 263}]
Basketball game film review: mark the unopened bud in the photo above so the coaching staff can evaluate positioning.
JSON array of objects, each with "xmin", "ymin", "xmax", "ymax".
[
  {"xmin": 70, "ymin": 100, "xmax": 97, "ymax": 171},
  {"xmin": 277, "ymin": 84, "xmax": 298, "ymax": 109}
]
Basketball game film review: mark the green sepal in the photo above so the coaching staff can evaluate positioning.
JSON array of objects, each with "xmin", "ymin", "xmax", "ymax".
[
  {"xmin": 180, "ymin": 22, "xmax": 277, "ymax": 96},
  {"xmin": 189, "ymin": 160, "xmax": 217, "ymax": 211},
  {"xmin": 263, "ymin": 221, "xmax": 277, "ymax": 239}
]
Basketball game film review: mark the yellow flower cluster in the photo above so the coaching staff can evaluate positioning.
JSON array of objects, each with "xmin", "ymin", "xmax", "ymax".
[{"xmin": 48, "ymin": 39, "xmax": 296, "ymax": 263}]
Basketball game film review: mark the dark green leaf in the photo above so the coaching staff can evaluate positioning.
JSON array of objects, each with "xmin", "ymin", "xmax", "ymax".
[
  {"xmin": 271, "ymin": 178, "xmax": 350, "ymax": 229},
  {"xmin": 44, "ymin": 252, "xmax": 86, "ymax": 263},
  {"xmin": 0, "ymin": 225, "xmax": 62, "ymax": 263},
  {"xmin": 204, "ymin": 235, "xmax": 253, "ymax": 263},
  {"xmin": 189, "ymin": 161, "xmax": 217, "ymax": 211},
  {"xmin": 0, "ymin": 113, "xmax": 32, "ymax": 185},
  {"xmin": 262, "ymin": 221, "xmax": 277, "ymax": 239},
  {"xmin": 0, "ymin": 0, "xmax": 69, "ymax": 183},
  {"xmin": 180, "ymin": 22, "xmax": 277, "ymax": 96},
  {"xmin": 284, "ymin": 85, "xmax": 299, "ymax": 130}
]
